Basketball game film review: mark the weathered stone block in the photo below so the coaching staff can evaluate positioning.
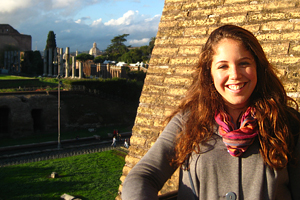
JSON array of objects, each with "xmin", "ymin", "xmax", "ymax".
[
  {"xmin": 224, "ymin": 0, "xmax": 248, "ymax": 4},
  {"xmin": 248, "ymin": 12, "xmax": 288, "ymax": 22},
  {"xmin": 284, "ymin": 82, "xmax": 298, "ymax": 92},
  {"xmin": 169, "ymin": 57, "xmax": 199, "ymax": 65},
  {"xmin": 269, "ymin": 56, "xmax": 300, "ymax": 65},
  {"xmin": 281, "ymin": 32, "xmax": 300, "ymax": 41},
  {"xmin": 149, "ymin": 57, "xmax": 171, "ymax": 65},
  {"xmin": 146, "ymin": 65, "xmax": 173, "ymax": 75},
  {"xmin": 178, "ymin": 46, "xmax": 202, "ymax": 55},
  {"xmin": 289, "ymin": 9, "xmax": 300, "ymax": 18},
  {"xmin": 144, "ymin": 74, "xmax": 165, "ymax": 84},
  {"xmin": 256, "ymin": 33, "xmax": 281, "ymax": 41},
  {"xmin": 189, "ymin": 9, "xmax": 214, "ymax": 17},
  {"xmin": 165, "ymin": 0, "xmax": 187, "ymax": 3},
  {"xmin": 289, "ymin": 43, "xmax": 300, "ymax": 55},
  {"xmin": 197, "ymin": 0, "xmax": 222, "ymax": 7},
  {"xmin": 261, "ymin": 21, "xmax": 293, "ymax": 31},
  {"xmin": 161, "ymin": 11, "xmax": 183, "ymax": 21},
  {"xmin": 174, "ymin": 66, "xmax": 194, "ymax": 76},
  {"xmin": 181, "ymin": 2, "xmax": 199, "ymax": 10},
  {"xmin": 143, "ymin": 84, "xmax": 168, "ymax": 94},
  {"xmin": 163, "ymin": 2, "xmax": 184, "ymax": 12},
  {"xmin": 241, "ymin": 24, "xmax": 260, "ymax": 33},
  {"xmin": 295, "ymin": 23, "xmax": 300, "ymax": 31},
  {"xmin": 168, "ymin": 87, "xmax": 188, "ymax": 96},
  {"xmin": 174, "ymin": 37, "xmax": 208, "ymax": 46},
  {"xmin": 137, "ymin": 105, "xmax": 165, "ymax": 117},
  {"xmin": 264, "ymin": 1, "xmax": 296, "ymax": 10},
  {"xmin": 152, "ymin": 47, "xmax": 179, "ymax": 56},
  {"xmin": 164, "ymin": 76, "xmax": 192, "ymax": 85},
  {"xmin": 159, "ymin": 20, "xmax": 179, "ymax": 28},
  {"xmin": 220, "ymin": 14, "xmax": 246, "ymax": 24},
  {"xmin": 120, "ymin": 175, "xmax": 126, "ymax": 183},
  {"xmin": 125, "ymin": 155, "xmax": 141, "ymax": 167},
  {"xmin": 216, "ymin": 4, "xmax": 264, "ymax": 15},
  {"xmin": 261, "ymin": 42, "xmax": 289, "ymax": 55},
  {"xmin": 135, "ymin": 115, "xmax": 154, "ymax": 126},
  {"xmin": 122, "ymin": 165, "xmax": 132, "ymax": 177},
  {"xmin": 177, "ymin": 18, "xmax": 217, "ymax": 27}
]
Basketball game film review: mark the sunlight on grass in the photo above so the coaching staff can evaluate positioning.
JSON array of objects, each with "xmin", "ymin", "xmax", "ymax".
[
  {"xmin": 0, "ymin": 74, "xmax": 33, "ymax": 80},
  {"xmin": 0, "ymin": 150, "xmax": 126, "ymax": 200}
]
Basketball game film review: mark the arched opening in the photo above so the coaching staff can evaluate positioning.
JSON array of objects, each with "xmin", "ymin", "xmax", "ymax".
[
  {"xmin": 0, "ymin": 106, "xmax": 10, "ymax": 134},
  {"xmin": 31, "ymin": 109, "xmax": 44, "ymax": 132}
]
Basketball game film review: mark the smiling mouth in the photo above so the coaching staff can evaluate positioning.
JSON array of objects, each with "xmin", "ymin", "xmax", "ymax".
[{"xmin": 227, "ymin": 83, "xmax": 246, "ymax": 90}]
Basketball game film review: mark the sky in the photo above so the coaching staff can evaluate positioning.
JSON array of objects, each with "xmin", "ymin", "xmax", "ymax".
[{"xmin": 0, "ymin": 0, "xmax": 165, "ymax": 52}]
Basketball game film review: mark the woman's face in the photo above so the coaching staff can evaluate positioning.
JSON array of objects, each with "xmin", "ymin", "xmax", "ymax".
[{"xmin": 211, "ymin": 38, "xmax": 257, "ymax": 110}]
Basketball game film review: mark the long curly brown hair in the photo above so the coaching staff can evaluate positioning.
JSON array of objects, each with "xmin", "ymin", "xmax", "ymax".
[{"xmin": 168, "ymin": 25, "xmax": 300, "ymax": 170}]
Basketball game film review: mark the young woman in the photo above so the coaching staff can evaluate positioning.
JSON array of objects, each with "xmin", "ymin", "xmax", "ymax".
[{"xmin": 122, "ymin": 25, "xmax": 300, "ymax": 200}]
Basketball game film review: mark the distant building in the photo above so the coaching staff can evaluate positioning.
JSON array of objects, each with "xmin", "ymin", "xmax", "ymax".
[
  {"xmin": 0, "ymin": 24, "xmax": 31, "ymax": 51},
  {"xmin": 89, "ymin": 42, "xmax": 101, "ymax": 57}
]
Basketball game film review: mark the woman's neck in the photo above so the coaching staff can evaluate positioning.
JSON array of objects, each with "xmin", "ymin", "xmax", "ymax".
[{"xmin": 225, "ymin": 106, "xmax": 247, "ymax": 124}]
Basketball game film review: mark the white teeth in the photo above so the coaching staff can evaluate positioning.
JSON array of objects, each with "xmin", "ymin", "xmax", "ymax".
[{"xmin": 228, "ymin": 83, "xmax": 245, "ymax": 90}]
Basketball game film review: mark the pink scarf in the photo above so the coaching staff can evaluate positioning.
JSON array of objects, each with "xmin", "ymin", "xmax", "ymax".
[{"xmin": 214, "ymin": 107, "xmax": 258, "ymax": 157}]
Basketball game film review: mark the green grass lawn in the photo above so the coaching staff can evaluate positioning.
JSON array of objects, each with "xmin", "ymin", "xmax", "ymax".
[
  {"xmin": 0, "ymin": 149, "xmax": 126, "ymax": 200},
  {"xmin": 0, "ymin": 74, "xmax": 34, "ymax": 80},
  {"xmin": 0, "ymin": 124, "xmax": 132, "ymax": 148}
]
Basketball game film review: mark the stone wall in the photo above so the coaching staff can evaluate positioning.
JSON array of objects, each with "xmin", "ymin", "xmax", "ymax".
[
  {"xmin": 0, "ymin": 93, "xmax": 66, "ymax": 138},
  {"xmin": 0, "ymin": 91, "xmax": 138, "ymax": 139},
  {"xmin": 118, "ymin": 0, "xmax": 300, "ymax": 198},
  {"xmin": 0, "ymin": 24, "xmax": 31, "ymax": 51}
]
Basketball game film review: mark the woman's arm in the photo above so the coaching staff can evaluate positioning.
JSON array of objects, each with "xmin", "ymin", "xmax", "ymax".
[
  {"xmin": 122, "ymin": 113, "xmax": 185, "ymax": 200},
  {"xmin": 288, "ymin": 107, "xmax": 300, "ymax": 200}
]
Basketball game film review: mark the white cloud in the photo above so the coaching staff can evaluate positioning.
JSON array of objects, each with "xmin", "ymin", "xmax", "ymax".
[
  {"xmin": 0, "ymin": 1, "xmax": 163, "ymax": 51},
  {"xmin": 145, "ymin": 14, "xmax": 161, "ymax": 22},
  {"xmin": 0, "ymin": 0, "xmax": 35, "ymax": 13},
  {"xmin": 75, "ymin": 16, "xmax": 91, "ymax": 24},
  {"xmin": 104, "ymin": 10, "xmax": 137, "ymax": 26},
  {"xmin": 91, "ymin": 18, "xmax": 103, "ymax": 27},
  {"xmin": 129, "ymin": 38, "xmax": 150, "ymax": 46},
  {"xmin": 75, "ymin": 19, "xmax": 82, "ymax": 24},
  {"xmin": 61, "ymin": 29, "xmax": 71, "ymax": 33},
  {"xmin": 52, "ymin": 0, "xmax": 77, "ymax": 8}
]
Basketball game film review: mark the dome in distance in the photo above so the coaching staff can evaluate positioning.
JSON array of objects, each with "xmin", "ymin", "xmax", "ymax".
[{"xmin": 89, "ymin": 42, "xmax": 101, "ymax": 57}]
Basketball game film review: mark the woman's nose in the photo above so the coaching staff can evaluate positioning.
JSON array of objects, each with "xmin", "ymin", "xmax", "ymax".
[{"xmin": 229, "ymin": 65, "xmax": 241, "ymax": 79}]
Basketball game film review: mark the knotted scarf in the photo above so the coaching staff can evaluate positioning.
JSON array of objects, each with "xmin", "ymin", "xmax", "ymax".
[{"xmin": 214, "ymin": 107, "xmax": 258, "ymax": 157}]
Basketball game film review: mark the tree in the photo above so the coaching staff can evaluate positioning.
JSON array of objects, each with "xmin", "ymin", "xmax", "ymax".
[
  {"xmin": 21, "ymin": 51, "xmax": 43, "ymax": 75},
  {"xmin": 76, "ymin": 53, "xmax": 94, "ymax": 62},
  {"xmin": 45, "ymin": 31, "xmax": 56, "ymax": 50},
  {"xmin": 94, "ymin": 55, "xmax": 107, "ymax": 64},
  {"xmin": 44, "ymin": 31, "xmax": 57, "ymax": 75},
  {"xmin": 148, "ymin": 37, "xmax": 155, "ymax": 54},
  {"xmin": 105, "ymin": 34, "xmax": 130, "ymax": 61}
]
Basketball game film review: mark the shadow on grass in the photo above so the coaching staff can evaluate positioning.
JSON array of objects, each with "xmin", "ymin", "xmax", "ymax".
[{"xmin": 0, "ymin": 166, "xmax": 89, "ymax": 200}]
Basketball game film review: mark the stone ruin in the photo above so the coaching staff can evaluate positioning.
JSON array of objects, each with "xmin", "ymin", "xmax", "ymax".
[{"xmin": 43, "ymin": 47, "xmax": 83, "ymax": 79}]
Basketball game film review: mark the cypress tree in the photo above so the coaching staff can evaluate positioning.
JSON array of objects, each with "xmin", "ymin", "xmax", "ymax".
[
  {"xmin": 45, "ymin": 31, "xmax": 57, "ymax": 50},
  {"xmin": 44, "ymin": 31, "xmax": 57, "ymax": 75}
]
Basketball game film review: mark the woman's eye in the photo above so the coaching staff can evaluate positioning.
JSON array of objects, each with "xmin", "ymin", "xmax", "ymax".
[
  {"xmin": 218, "ymin": 65, "xmax": 227, "ymax": 69},
  {"xmin": 239, "ymin": 62, "xmax": 250, "ymax": 66}
]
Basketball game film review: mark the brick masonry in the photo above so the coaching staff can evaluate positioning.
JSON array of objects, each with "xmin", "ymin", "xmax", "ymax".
[{"xmin": 117, "ymin": 0, "xmax": 300, "ymax": 199}]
